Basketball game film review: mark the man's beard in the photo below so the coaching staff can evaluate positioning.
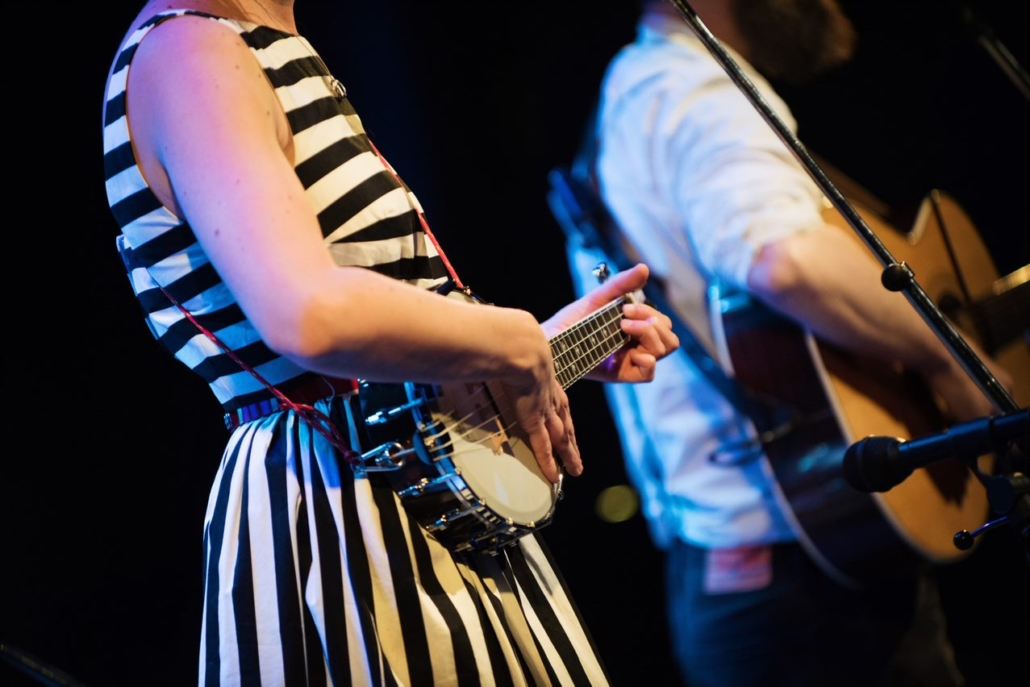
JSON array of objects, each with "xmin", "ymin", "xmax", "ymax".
[{"xmin": 735, "ymin": 0, "xmax": 858, "ymax": 85}]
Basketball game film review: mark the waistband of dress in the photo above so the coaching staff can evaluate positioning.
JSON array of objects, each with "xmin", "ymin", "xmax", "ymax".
[{"xmin": 224, "ymin": 375, "xmax": 359, "ymax": 430}]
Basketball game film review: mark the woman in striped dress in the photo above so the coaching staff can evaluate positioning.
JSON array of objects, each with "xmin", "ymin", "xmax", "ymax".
[{"xmin": 102, "ymin": 1, "xmax": 679, "ymax": 685}]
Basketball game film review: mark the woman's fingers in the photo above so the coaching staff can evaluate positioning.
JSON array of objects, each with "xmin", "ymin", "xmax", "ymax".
[
  {"xmin": 550, "ymin": 385, "xmax": 582, "ymax": 477},
  {"xmin": 504, "ymin": 380, "xmax": 581, "ymax": 484}
]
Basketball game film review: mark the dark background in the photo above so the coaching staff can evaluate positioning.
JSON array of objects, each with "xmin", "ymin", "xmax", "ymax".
[{"xmin": 4, "ymin": 1, "xmax": 1028, "ymax": 685}]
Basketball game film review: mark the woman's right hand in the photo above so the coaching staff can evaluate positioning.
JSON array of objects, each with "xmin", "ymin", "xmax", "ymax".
[{"xmin": 501, "ymin": 344, "xmax": 581, "ymax": 484}]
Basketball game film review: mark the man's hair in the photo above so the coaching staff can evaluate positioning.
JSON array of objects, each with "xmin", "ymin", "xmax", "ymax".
[{"xmin": 735, "ymin": 0, "xmax": 857, "ymax": 85}]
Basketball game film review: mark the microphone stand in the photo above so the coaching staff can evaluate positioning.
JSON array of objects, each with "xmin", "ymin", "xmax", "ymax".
[
  {"xmin": 662, "ymin": 0, "xmax": 1026, "ymax": 558},
  {"xmin": 665, "ymin": 0, "xmax": 1018, "ymax": 417}
]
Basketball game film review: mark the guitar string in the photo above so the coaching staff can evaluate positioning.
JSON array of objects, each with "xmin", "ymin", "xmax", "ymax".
[
  {"xmin": 552, "ymin": 302, "xmax": 630, "ymax": 388},
  {"xmin": 556, "ymin": 315, "xmax": 626, "ymax": 389},
  {"xmin": 553, "ymin": 328, "xmax": 629, "ymax": 387},
  {"xmin": 418, "ymin": 325, "xmax": 632, "ymax": 460},
  {"xmin": 434, "ymin": 297, "xmax": 629, "ymax": 441},
  {"xmin": 412, "ymin": 321, "xmax": 626, "ymax": 461}
]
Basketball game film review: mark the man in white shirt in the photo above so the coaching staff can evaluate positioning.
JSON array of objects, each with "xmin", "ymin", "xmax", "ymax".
[{"xmin": 562, "ymin": 1, "xmax": 1014, "ymax": 685}]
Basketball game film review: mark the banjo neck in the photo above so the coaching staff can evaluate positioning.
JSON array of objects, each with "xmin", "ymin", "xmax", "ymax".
[{"xmin": 551, "ymin": 294, "xmax": 638, "ymax": 388}]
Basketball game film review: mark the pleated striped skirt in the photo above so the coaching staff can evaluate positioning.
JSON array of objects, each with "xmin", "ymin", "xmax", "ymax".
[{"xmin": 198, "ymin": 395, "xmax": 609, "ymax": 686}]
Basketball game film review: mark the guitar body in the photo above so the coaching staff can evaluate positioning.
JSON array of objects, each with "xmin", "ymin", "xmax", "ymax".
[{"xmin": 717, "ymin": 190, "xmax": 1029, "ymax": 587}]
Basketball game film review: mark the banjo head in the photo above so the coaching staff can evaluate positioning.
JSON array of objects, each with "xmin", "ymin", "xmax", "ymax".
[
  {"xmin": 363, "ymin": 379, "xmax": 560, "ymax": 555},
  {"xmin": 429, "ymin": 380, "xmax": 557, "ymax": 525}
]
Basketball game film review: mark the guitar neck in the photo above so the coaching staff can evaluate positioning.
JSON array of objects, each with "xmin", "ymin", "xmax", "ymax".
[{"xmin": 550, "ymin": 296, "xmax": 631, "ymax": 389}]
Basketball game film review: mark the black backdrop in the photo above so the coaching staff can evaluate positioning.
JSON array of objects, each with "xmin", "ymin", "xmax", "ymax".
[{"xmin": 4, "ymin": 1, "xmax": 1028, "ymax": 685}]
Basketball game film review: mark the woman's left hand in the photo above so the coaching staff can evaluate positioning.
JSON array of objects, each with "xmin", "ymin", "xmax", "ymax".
[{"xmin": 543, "ymin": 263, "xmax": 679, "ymax": 383}]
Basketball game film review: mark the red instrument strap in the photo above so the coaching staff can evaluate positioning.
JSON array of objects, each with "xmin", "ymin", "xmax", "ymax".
[
  {"xmin": 158, "ymin": 285, "xmax": 360, "ymax": 467},
  {"xmin": 367, "ymin": 139, "xmax": 465, "ymax": 290},
  {"xmin": 149, "ymin": 138, "xmax": 463, "ymax": 465}
]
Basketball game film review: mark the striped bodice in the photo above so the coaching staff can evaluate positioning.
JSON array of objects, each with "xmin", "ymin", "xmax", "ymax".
[{"xmin": 102, "ymin": 10, "xmax": 449, "ymax": 414}]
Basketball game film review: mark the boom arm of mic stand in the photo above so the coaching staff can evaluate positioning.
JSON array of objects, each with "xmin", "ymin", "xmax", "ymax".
[
  {"xmin": 665, "ymin": 0, "xmax": 1019, "ymax": 416},
  {"xmin": 953, "ymin": 0, "xmax": 1030, "ymax": 104}
]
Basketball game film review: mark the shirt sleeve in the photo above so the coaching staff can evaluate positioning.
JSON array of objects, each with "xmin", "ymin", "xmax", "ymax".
[{"xmin": 643, "ymin": 61, "xmax": 826, "ymax": 290}]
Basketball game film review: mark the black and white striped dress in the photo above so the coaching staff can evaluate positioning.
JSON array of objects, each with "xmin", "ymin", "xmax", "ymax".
[{"xmin": 103, "ymin": 11, "xmax": 608, "ymax": 686}]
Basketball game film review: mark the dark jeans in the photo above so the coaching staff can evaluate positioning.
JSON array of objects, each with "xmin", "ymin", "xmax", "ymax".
[{"xmin": 665, "ymin": 540, "xmax": 963, "ymax": 687}]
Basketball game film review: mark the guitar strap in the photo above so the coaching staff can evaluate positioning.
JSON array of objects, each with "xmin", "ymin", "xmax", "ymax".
[{"xmin": 548, "ymin": 101, "xmax": 801, "ymax": 455}]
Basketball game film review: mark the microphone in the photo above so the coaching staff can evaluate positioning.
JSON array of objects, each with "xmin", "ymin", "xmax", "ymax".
[{"xmin": 843, "ymin": 409, "xmax": 1029, "ymax": 493}]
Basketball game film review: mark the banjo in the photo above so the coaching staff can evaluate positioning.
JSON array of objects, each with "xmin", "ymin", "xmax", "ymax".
[{"xmin": 353, "ymin": 284, "xmax": 641, "ymax": 555}]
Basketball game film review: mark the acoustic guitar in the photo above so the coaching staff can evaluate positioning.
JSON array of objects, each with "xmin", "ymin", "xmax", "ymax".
[{"xmin": 713, "ymin": 188, "xmax": 1029, "ymax": 588}]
